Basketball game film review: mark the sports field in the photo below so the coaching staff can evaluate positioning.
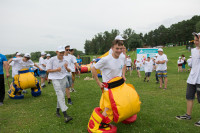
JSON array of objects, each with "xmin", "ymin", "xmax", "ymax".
[{"xmin": 1, "ymin": 46, "xmax": 199, "ymax": 133}]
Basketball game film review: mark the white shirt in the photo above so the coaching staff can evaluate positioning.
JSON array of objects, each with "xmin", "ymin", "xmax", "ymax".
[
  {"xmin": 135, "ymin": 62, "xmax": 141, "ymax": 68},
  {"xmin": 64, "ymin": 54, "xmax": 76, "ymax": 75},
  {"xmin": 177, "ymin": 59, "xmax": 184, "ymax": 64},
  {"xmin": 187, "ymin": 58, "xmax": 192, "ymax": 67},
  {"xmin": 12, "ymin": 57, "xmax": 34, "ymax": 69},
  {"xmin": 39, "ymin": 57, "xmax": 46, "ymax": 70},
  {"xmin": 10, "ymin": 58, "xmax": 22, "ymax": 77},
  {"xmin": 94, "ymin": 54, "xmax": 126, "ymax": 90},
  {"xmin": 156, "ymin": 54, "xmax": 168, "ymax": 71},
  {"xmin": 45, "ymin": 58, "xmax": 51, "ymax": 65},
  {"xmin": 187, "ymin": 48, "xmax": 200, "ymax": 84},
  {"xmin": 46, "ymin": 56, "xmax": 68, "ymax": 80},
  {"xmin": 144, "ymin": 60, "xmax": 153, "ymax": 72},
  {"xmin": 69, "ymin": 54, "xmax": 77, "ymax": 72},
  {"xmin": 126, "ymin": 58, "xmax": 132, "ymax": 66}
]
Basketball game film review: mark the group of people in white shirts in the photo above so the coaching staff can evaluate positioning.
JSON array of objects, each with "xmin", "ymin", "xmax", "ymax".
[
  {"xmin": 125, "ymin": 48, "xmax": 168, "ymax": 90},
  {"xmin": 177, "ymin": 55, "xmax": 192, "ymax": 72}
]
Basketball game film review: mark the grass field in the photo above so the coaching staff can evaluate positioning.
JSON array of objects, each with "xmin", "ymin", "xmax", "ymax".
[{"xmin": 1, "ymin": 46, "xmax": 200, "ymax": 133}]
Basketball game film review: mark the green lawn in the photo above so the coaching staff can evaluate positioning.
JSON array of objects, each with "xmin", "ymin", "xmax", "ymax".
[{"xmin": 1, "ymin": 46, "xmax": 200, "ymax": 133}]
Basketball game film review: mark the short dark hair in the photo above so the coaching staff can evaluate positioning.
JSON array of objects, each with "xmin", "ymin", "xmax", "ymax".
[
  {"xmin": 70, "ymin": 49, "xmax": 74, "ymax": 52},
  {"xmin": 65, "ymin": 45, "xmax": 70, "ymax": 49},
  {"xmin": 112, "ymin": 40, "xmax": 124, "ymax": 47}
]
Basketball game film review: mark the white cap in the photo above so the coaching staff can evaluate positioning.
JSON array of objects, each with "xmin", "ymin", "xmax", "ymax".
[
  {"xmin": 115, "ymin": 35, "xmax": 125, "ymax": 40},
  {"xmin": 24, "ymin": 53, "xmax": 31, "ymax": 58},
  {"xmin": 192, "ymin": 32, "xmax": 200, "ymax": 37},
  {"xmin": 128, "ymin": 55, "xmax": 130, "ymax": 56},
  {"xmin": 137, "ymin": 59, "xmax": 140, "ymax": 61},
  {"xmin": 158, "ymin": 48, "xmax": 163, "ymax": 52},
  {"xmin": 92, "ymin": 59, "xmax": 96, "ymax": 61},
  {"xmin": 179, "ymin": 57, "xmax": 181, "ymax": 59},
  {"xmin": 46, "ymin": 54, "xmax": 51, "ymax": 57},
  {"xmin": 190, "ymin": 56, "xmax": 192, "ymax": 58},
  {"xmin": 57, "ymin": 46, "xmax": 65, "ymax": 52},
  {"xmin": 154, "ymin": 57, "xmax": 156, "ymax": 60},
  {"xmin": 41, "ymin": 52, "xmax": 46, "ymax": 56},
  {"xmin": 16, "ymin": 52, "xmax": 21, "ymax": 56},
  {"xmin": 155, "ymin": 54, "xmax": 158, "ymax": 56}
]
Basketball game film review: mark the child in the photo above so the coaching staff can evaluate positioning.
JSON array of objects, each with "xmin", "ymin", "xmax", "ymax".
[
  {"xmin": 177, "ymin": 57, "xmax": 183, "ymax": 72},
  {"xmin": 126, "ymin": 55, "xmax": 133, "ymax": 76},
  {"xmin": 46, "ymin": 46, "xmax": 73, "ymax": 123},
  {"xmin": 143, "ymin": 57, "xmax": 153, "ymax": 82},
  {"xmin": 135, "ymin": 59, "xmax": 141, "ymax": 78}
]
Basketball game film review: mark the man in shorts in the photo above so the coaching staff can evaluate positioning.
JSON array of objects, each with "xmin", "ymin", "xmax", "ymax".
[
  {"xmin": 64, "ymin": 45, "xmax": 79, "ymax": 105},
  {"xmin": 176, "ymin": 32, "xmax": 200, "ymax": 127},
  {"xmin": 155, "ymin": 48, "xmax": 168, "ymax": 89},
  {"xmin": 76, "ymin": 55, "xmax": 82, "ymax": 78},
  {"xmin": 39, "ymin": 52, "xmax": 47, "ymax": 88}
]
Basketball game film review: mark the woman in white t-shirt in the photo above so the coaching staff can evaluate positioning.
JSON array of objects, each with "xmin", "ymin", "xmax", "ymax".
[
  {"xmin": 135, "ymin": 59, "xmax": 141, "ymax": 78},
  {"xmin": 177, "ymin": 57, "xmax": 184, "ymax": 72},
  {"xmin": 126, "ymin": 55, "xmax": 133, "ymax": 76}
]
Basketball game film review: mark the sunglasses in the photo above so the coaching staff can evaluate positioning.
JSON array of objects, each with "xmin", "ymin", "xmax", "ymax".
[{"xmin": 65, "ymin": 49, "xmax": 70, "ymax": 51}]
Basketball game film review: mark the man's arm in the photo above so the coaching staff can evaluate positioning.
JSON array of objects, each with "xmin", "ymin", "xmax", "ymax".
[
  {"xmin": 122, "ymin": 65, "xmax": 126, "ymax": 81},
  {"xmin": 91, "ymin": 66, "xmax": 104, "ymax": 88},
  {"xmin": 3, "ymin": 61, "xmax": 10, "ymax": 78},
  {"xmin": 64, "ymin": 63, "xmax": 71, "ymax": 72},
  {"xmin": 47, "ymin": 68, "xmax": 61, "ymax": 73},
  {"xmin": 34, "ymin": 63, "xmax": 43, "ymax": 71}
]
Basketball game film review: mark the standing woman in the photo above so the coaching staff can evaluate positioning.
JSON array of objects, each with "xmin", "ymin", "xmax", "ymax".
[
  {"xmin": 182, "ymin": 54, "xmax": 186, "ymax": 72},
  {"xmin": 177, "ymin": 57, "xmax": 183, "ymax": 72}
]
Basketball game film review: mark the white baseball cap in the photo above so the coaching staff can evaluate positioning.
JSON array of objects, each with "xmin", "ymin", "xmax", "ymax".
[
  {"xmin": 158, "ymin": 48, "xmax": 163, "ymax": 52},
  {"xmin": 190, "ymin": 56, "xmax": 192, "ymax": 58},
  {"xmin": 57, "ymin": 46, "xmax": 65, "ymax": 52},
  {"xmin": 92, "ymin": 59, "xmax": 96, "ymax": 61},
  {"xmin": 155, "ymin": 54, "xmax": 158, "ymax": 56},
  {"xmin": 137, "ymin": 59, "xmax": 140, "ymax": 61},
  {"xmin": 24, "ymin": 53, "xmax": 31, "ymax": 58},
  {"xmin": 179, "ymin": 57, "xmax": 181, "ymax": 59},
  {"xmin": 46, "ymin": 54, "xmax": 51, "ymax": 57},
  {"xmin": 41, "ymin": 52, "xmax": 46, "ymax": 56},
  {"xmin": 115, "ymin": 35, "xmax": 125, "ymax": 40},
  {"xmin": 16, "ymin": 52, "xmax": 21, "ymax": 56},
  {"xmin": 192, "ymin": 32, "xmax": 200, "ymax": 37}
]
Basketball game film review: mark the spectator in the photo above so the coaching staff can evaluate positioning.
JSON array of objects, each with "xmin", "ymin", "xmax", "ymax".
[
  {"xmin": 0, "ymin": 53, "xmax": 10, "ymax": 106},
  {"xmin": 176, "ymin": 32, "xmax": 200, "ymax": 127},
  {"xmin": 156, "ymin": 48, "xmax": 168, "ymax": 89},
  {"xmin": 177, "ymin": 57, "xmax": 184, "ymax": 72},
  {"xmin": 76, "ymin": 55, "xmax": 82, "ymax": 78},
  {"xmin": 181, "ymin": 54, "xmax": 186, "ymax": 72}
]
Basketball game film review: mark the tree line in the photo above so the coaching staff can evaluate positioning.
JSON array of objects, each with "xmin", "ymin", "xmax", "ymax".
[{"xmin": 84, "ymin": 15, "xmax": 200, "ymax": 55}]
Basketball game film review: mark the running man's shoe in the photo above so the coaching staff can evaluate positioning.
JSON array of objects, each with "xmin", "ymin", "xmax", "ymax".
[
  {"xmin": 64, "ymin": 116, "xmax": 73, "ymax": 123},
  {"xmin": 176, "ymin": 114, "xmax": 191, "ymax": 120},
  {"xmin": 194, "ymin": 120, "xmax": 200, "ymax": 127}
]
